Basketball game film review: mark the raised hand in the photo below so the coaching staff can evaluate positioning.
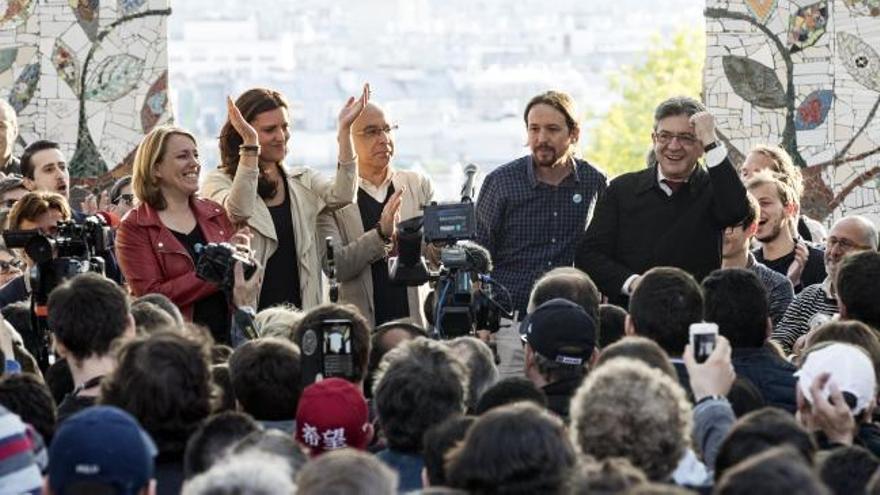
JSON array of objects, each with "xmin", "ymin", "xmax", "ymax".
[
  {"xmin": 227, "ymin": 96, "xmax": 259, "ymax": 146},
  {"xmin": 683, "ymin": 334, "xmax": 736, "ymax": 402},
  {"xmin": 787, "ymin": 240, "xmax": 809, "ymax": 288},
  {"xmin": 690, "ymin": 111, "xmax": 718, "ymax": 149},
  {"xmin": 338, "ymin": 83, "xmax": 370, "ymax": 133}
]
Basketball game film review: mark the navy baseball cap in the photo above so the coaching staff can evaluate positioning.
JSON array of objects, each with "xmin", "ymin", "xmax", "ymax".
[
  {"xmin": 48, "ymin": 406, "xmax": 157, "ymax": 495},
  {"xmin": 520, "ymin": 298, "xmax": 597, "ymax": 365}
]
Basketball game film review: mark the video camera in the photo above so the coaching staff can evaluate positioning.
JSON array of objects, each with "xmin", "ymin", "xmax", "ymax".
[
  {"xmin": 2, "ymin": 215, "xmax": 114, "ymax": 370},
  {"xmin": 194, "ymin": 242, "xmax": 258, "ymax": 294},
  {"xmin": 300, "ymin": 319, "xmax": 356, "ymax": 387},
  {"xmin": 388, "ymin": 164, "xmax": 512, "ymax": 338}
]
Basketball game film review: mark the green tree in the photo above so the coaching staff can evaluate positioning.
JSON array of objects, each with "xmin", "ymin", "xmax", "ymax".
[{"xmin": 586, "ymin": 28, "xmax": 706, "ymax": 177}]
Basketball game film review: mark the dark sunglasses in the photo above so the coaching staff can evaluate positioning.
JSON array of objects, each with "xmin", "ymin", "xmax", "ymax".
[
  {"xmin": 2, "ymin": 199, "xmax": 18, "ymax": 209},
  {"xmin": 112, "ymin": 193, "xmax": 134, "ymax": 205}
]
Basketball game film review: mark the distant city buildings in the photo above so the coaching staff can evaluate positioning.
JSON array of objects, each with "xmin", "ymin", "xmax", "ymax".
[{"xmin": 169, "ymin": 0, "xmax": 702, "ymax": 199}]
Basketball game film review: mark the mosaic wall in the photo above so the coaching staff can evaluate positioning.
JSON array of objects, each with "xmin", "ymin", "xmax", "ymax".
[
  {"xmin": 0, "ymin": 0, "xmax": 171, "ymax": 183},
  {"xmin": 704, "ymin": 0, "xmax": 880, "ymax": 224}
]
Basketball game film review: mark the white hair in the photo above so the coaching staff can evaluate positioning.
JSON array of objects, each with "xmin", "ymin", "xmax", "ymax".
[{"xmin": 182, "ymin": 452, "xmax": 295, "ymax": 495}]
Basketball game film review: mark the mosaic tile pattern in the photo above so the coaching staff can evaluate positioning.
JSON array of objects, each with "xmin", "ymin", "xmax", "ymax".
[
  {"xmin": 0, "ymin": 0, "xmax": 171, "ymax": 181},
  {"xmin": 705, "ymin": 0, "xmax": 880, "ymax": 224}
]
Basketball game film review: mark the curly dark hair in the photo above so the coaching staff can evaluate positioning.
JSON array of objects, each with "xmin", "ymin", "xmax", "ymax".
[
  {"xmin": 228, "ymin": 338, "xmax": 301, "ymax": 421},
  {"xmin": 372, "ymin": 337, "xmax": 467, "ymax": 453},
  {"xmin": 0, "ymin": 373, "xmax": 57, "ymax": 443},
  {"xmin": 99, "ymin": 331, "xmax": 213, "ymax": 456},
  {"xmin": 446, "ymin": 402, "xmax": 576, "ymax": 494},
  {"xmin": 628, "ymin": 266, "xmax": 703, "ymax": 356}
]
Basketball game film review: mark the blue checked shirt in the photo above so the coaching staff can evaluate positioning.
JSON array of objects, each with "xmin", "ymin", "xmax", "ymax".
[{"xmin": 475, "ymin": 155, "xmax": 607, "ymax": 316}]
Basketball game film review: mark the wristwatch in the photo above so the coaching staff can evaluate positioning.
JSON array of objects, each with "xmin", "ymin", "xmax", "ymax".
[{"xmin": 703, "ymin": 141, "xmax": 719, "ymax": 153}]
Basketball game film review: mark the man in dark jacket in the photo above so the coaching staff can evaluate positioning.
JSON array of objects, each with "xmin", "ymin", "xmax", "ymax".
[
  {"xmin": 703, "ymin": 268, "xmax": 797, "ymax": 412},
  {"xmin": 576, "ymin": 96, "xmax": 748, "ymax": 306},
  {"xmin": 522, "ymin": 298, "xmax": 597, "ymax": 419}
]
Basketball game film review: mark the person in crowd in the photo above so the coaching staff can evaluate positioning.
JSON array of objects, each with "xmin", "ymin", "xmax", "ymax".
[
  {"xmin": 0, "ymin": 175, "xmax": 29, "ymax": 228},
  {"xmin": 183, "ymin": 452, "xmax": 296, "ymax": 495},
  {"xmin": 291, "ymin": 303, "xmax": 371, "ymax": 390},
  {"xmin": 598, "ymin": 303, "xmax": 627, "ymax": 348},
  {"xmin": 836, "ymin": 250, "xmax": 880, "ymax": 330},
  {"xmin": 527, "ymin": 266, "xmax": 601, "ymax": 319},
  {"xmin": 106, "ymin": 174, "xmax": 135, "ymax": 218},
  {"xmin": 183, "ymin": 411, "xmax": 260, "ymax": 479},
  {"xmin": 624, "ymin": 266, "xmax": 702, "ymax": 392},
  {"xmin": 702, "ymin": 268, "xmax": 797, "ymax": 412},
  {"xmin": 47, "ymin": 406, "xmax": 157, "ymax": 495},
  {"xmin": 805, "ymin": 320, "xmax": 880, "ymax": 386},
  {"xmin": 253, "ymin": 304, "xmax": 301, "ymax": 339},
  {"xmin": 100, "ymin": 331, "xmax": 213, "ymax": 495},
  {"xmin": 115, "ymin": 126, "xmax": 253, "ymax": 344},
  {"xmin": 0, "ymin": 247, "xmax": 23, "ymax": 287},
  {"xmin": 0, "ymin": 191, "xmax": 71, "ymax": 311},
  {"xmin": 0, "ymin": 373, "xmax": 56, "ymax": 443},
  {"xmin": 228, "ymin": 337, "xmax": 301, "ymax": 434},
  {"xmin": 366, "ymin": 320, "xmax": 427, "ymax": 397},
  {"xmin": 569, "ymin": 357, "xmax": 692, "ymax": 482},
  {"xmin": 0, "ymin": 405, "xmax": 43, "ymax": 493},
  {"xmin": 564, "ymin": 457, "xmax": 648, "ymax": 495},
  {"xmin": 136, "ymin": 292, "xmax": 185, "ymax": 326},
  {"xmin": 447, "ymin": 336, "xmax": 498, "ymax": 413},
  {"xmin": 772, "ymin": 215, "xmax": 878, "ymax": 353},
  {"xmin": 231, "ymin": 428, "xmax": 308, "ymax": 478},
  {"xmin": 596, "ymin": 336, "xmax": 678, "ymax": 379},
  {"xmin": 297, "ymin": 449, "xmax": 398, "ymax": 495},
  {"xmin": 19, "ymin": 140, "xmax": 70, "ymax": 203},
  {"xmin": 818, "ymin": 445, "xmax": 879, "ymax": 495},
  {"xmin": 372, "ymin": 337, "xmax": 467, "ymax": 492},
  {"xmin": 796, "ymin": 342, "xmax": 880, "ymax": 456},
  {"xmin": 446, "ymin": 402, "xmax": 576, "ymax": 494},
  {"xmin": 577, "ymin": 96, "xmax": 748, "ymax": 306},
  {"xmin": 294, "ymin": 377, "xmax": 372, "ymax": 457},
  {"xmin": 47, "ymin": 272, "xmax": 136, "ymax": 421},
  {"xmin": 473, "ymin": 376, "xmax": 547, "ymax": 415},
  {"xmin": 748, "ymin": 170, "xmax": 826, "ymax": 292},
  {"xmin": 715, "ymin": 446, "xmax": 828, "ymax": 495},
  {"xmin": 476, "ymin": 91, "xmax": 606, "ymax": 377},
  {"xmin": 522, "ymin": 298, "xmax": 597, "ymax": 419},
  {"xmin": 0, "ymin": 100, "xmax": 20, "ymax": 175},
  {"xmin": 317, "ymin": 101, "xmax": 434, "ymax": 327},
  {"xmin": 739, "ymin": 144, "xmax": 827, "ymax": 242},
  {"xmin": 421, "ymin": 415, "xmax": 476, "ymax": 488},
  {"xmin": 131, "ymin": 300, "xmax": 176, "ymax": 335},
  {"xmin": 721, "ymin": 192, "xmax": 794, "ymax": 324},
  {"xmin": 202, "ymin": 86, "xmax": 367, "ymax": 312}
]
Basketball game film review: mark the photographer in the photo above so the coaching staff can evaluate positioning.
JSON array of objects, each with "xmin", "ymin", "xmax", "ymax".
[
  {"xmin": 0, "ymin": 191, "xmax": 71, "ymax": 307},
  {"xmin": 116, "ymin": 126, "xmax": 254, "ymax": 345}
]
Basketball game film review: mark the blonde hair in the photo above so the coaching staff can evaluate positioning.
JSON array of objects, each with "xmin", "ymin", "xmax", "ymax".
[
  {"xmin": 749, "ymin": 145, "xmax": 803, "ymax": 201},
  {"xmin": 746, "ymin": 169, "xmax": 798, "ymax": 209},
  {"xmin": 131, "ymin": 126, "xmax": 198, "ymax": 210}
]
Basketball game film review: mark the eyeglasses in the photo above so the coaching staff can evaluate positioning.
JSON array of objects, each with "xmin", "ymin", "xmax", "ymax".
[
  {"xmin": 356, "ymin": 124, "xmax": 398, "ymax": 139},
  {"xmin": 112, "ymin": 193, "xmax": 134, "ymax": 205},
  {"xmin": 827, "ymin": 236, "xmax": 870, "ymax": 251},
  {"xmin": 0, "ymin": 259, "xmax": 23, "ymax": 273},
  {"xmin": 654, "ymin": 132, "xmax": 699, "ymax": 147}
]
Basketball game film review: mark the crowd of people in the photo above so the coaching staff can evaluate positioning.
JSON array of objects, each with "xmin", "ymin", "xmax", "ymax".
[{"xmin": 0, "ymin": 84, "xmax": 878, "ymax": 495}]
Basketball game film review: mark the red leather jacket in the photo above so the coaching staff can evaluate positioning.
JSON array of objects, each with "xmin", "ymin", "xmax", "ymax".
[{"xmin": 115, "ymin": 197, "xmax": 234, "ymax": 320}]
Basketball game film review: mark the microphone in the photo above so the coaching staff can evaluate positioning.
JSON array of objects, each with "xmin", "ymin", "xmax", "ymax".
[
  {"xmin": 458, "ymin": 240, "xmax": 493, "ymax": 274},
  {"xmin": 460, "ymin": 163, "xmax": 478, "ymax": 202}
]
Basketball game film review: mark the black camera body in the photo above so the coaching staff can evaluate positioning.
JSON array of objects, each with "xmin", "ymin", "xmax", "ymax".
[
  {"xmin": 300, "ymin": 319, "xmax": 355, "ymax": 387},
  {"xmin": 194, "ymin": 242, "xmax": 257, "ymax": 293}
]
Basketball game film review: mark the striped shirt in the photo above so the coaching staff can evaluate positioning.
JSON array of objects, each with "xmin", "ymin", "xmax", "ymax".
[
  {"xmin": 771, "ymin": 278, "xmax": 838, "ymax": 353},
  {"xmin": 0, "ymin": 406, "xmax": 42, "ymax": 494}
]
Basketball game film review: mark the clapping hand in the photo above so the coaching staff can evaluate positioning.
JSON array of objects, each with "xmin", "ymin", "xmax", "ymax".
[
  {"xmin": 227, "ymin": 96, "xmax": 259, "ymax": 147},
  {"xmin": 338, "ymin": 83, "xmax": 370, "ymax": 133}
]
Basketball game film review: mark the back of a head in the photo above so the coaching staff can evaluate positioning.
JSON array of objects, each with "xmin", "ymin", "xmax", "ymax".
[
  {"xmin": 818, "ymin": 445, "xmax": 879, "ymax": 495},
  {"xmin": 628, "ymin": 267, "xmax": 703, "ymax": 356},
  {"xmin": 447, "ymin": 336, "xmax": 499, "ymax": 411},
  {"xmin": 228, "ymin": 337, "xmax": 302, "ymax": 421},
  {"xmin": 446, "ymin": 402, "xmax": 575, "ymax": 495},
  {"xmin": 0, "ymin": 373, "xmax": 56, "ymax": 443},
  {"xmin": 808, "ymin": 320, "xmax": 880, "ymax": 385},
  {"xmin": 183, "ymin": 452, "xmax": 296, "ymax": 495},
  {"xmin": 367, "ymin": 322, "xmax": 428, "ymax": 396},
  {"xmin": 565, "ymin": 457, "xmax": 648, "ymax": 495},
  {"xmin": 837, "ymin": 250, "xmax": 880, "ymax": 330},
  {"xmin": 232, "ymin": 429, "xmax": 308, "ymax": 476},
  {"xmin": 599, "ymin": 304, "xmax": 628, "ymax": 347},
  {"xmin": 183, "ymin": 411, "xmax": 261, "ymax": 479},
  {"xmin": 423, "ymin": 415, "xmax": 476, "ymax": 487},
  {"xmin": 702, "ymin": 268, "xmax": 769, "ymax": 348},
  {"xmin": 528, "ymin": 267, "xmax": 600, "ymax": 321},
  {"xmin": 296, "ymin": 448, "xmax": 398, "ymax": 495},
  {"xmin": 373, "ymin": 337, "xmax": 467, "ymax": 453},
  {"xmin": 100, "ymin": 331, "xmax": 212, "ymax": 456},
  {"xmin": 595, "ymin": 336, "xmax": 677, "ymax": 380},
  {"xmin": 714, "ymin": 407, "xmax": 817, "ymax": 481},
  {"xmin": 255, "ymin": 304, "xmax": 302, "ymax": 339},
  {"xmin": 48, "ymin": 272, "xmax": 130, "ymax": 362},
  {"xmin": 474, "ymin": 376, "xmax": 548, "ymax": 415},
  {"xmin": 131, "ymin": 300, "xmax": 175, "ymax": 335},
  {"xmin": 135, "ymin": 293, "xmax": 184, "ymax": 326},
  {"xmin": 715, "ymin": 446, "xmax": 829, "ymax": 495},
  {"xmin": 294, "ymin": 303, "xmax": 371, "ymax": 384},
  {"xmin": 0, "ymin": 406, "xmax": 42, "ymax": 493},
  {"xmin": 569, "ymin": 357, "xmax": 691, "ymax": 481}
]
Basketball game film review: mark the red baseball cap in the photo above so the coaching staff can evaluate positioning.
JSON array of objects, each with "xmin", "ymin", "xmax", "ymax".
[{"xmin": 295, "ymin": 378, "xmax": 372, "ymax": 456}]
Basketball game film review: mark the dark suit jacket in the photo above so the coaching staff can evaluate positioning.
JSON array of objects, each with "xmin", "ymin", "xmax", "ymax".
[{"xmin": 576, "ymin": 159, "xmax": 748, "ymax": 305}]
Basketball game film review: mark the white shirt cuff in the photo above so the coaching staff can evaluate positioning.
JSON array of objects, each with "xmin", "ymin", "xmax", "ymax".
[
  {"xmin": 705, "ymin": 143, "xmax": 728, "ymax": 168},
  {"xmin": 622, "ymin": 274, "xmax": 640, "ymax": 296}
]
